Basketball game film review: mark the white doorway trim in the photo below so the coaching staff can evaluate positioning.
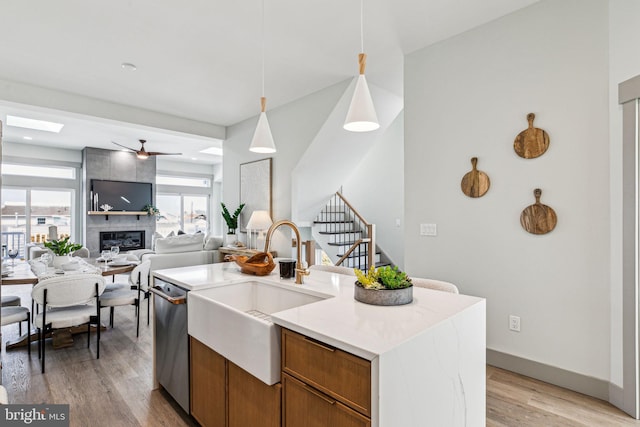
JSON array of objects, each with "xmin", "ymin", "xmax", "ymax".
[{"xmin": 619, "ymin": 74, "xmax": 640, "ymax": 419}]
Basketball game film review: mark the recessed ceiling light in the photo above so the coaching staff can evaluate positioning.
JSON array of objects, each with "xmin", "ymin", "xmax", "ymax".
[
  {"xmin": 121, "ymin": 62, "xmax": 137, "ymax": 71},
  {"xmin": 23, "ymin": 136, "xmax": 33, "ymax": 140},
  {"xmin": 199, "ymin": 147, "xmax": 223, "ymax": 156},
  {"xmin": 191, "ymin": 157, "xmax": 198, "ymax": 161},
  {"xmin": 7, "ymin": 115, "xmax": 64, "ymax": 133}
]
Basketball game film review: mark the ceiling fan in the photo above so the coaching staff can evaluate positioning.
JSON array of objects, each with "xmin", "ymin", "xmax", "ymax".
[{"xmin": 111, "ymin": 139, "xmax": 182, "ymax": 159}]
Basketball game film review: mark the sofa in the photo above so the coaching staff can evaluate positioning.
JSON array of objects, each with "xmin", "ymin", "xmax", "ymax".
[{"xmin": 129, "ymin": 233, "xmax": 223, "ymax": 272}]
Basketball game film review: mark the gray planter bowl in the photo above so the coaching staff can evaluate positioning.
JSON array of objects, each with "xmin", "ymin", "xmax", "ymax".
[{"xmin": 354, "ymin": 283, "xmax": 413, "ymax": 306}]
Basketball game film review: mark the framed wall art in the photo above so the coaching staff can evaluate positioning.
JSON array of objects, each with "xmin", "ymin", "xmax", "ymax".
[{"xmin": 239, "ymin": 158, "xmax": 272, "ymax": 232}]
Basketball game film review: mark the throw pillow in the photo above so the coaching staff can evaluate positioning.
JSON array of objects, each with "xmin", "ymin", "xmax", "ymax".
[
  {"xmin": 203, "ymin": 234, "xmax": 223, "ymax": 250},
  {"xmin": 151, "ymin": 231, "xmax": 164, "ymax": 251},
  {"xmin": 155, "ymin": 233, "xmax": 205, "ymax": 254}
]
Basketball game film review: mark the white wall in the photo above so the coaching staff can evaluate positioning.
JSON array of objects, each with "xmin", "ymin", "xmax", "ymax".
[
  {"xmin": 405, "ymin": 0, "xmax": 610, "ymax": 381},
  {"xmin": 608, "ymin": 0, "xmax": 640, "ymax": 388},
  {"xmin": 3, "ymin": 141, "xmax": 82, "ymax": 163},
  {"xmin": 223, "ymin": 82, "xmax": 350, "ymax": 255},
  {"xmin": 342, "ymin": 112, "xmax": 405, "ymax": 268}
]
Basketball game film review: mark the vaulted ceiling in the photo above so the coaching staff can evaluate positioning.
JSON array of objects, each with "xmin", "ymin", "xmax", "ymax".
[{"xmin": 0, "ymin": 0, "xmax": 538, "ymax": 164}]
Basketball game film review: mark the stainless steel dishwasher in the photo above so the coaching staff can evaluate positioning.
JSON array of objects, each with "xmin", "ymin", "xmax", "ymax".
[{"xmin": 150, "ymin": 277, "xmax": 190, "ymax": 414}]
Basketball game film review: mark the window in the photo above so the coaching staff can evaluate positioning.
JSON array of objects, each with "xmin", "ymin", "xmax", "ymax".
[
  {"xmin": 2, "ymin": 163, "xmax": 75, "ymax": 179},
  {"xmin": 156, "ymin": 175, "xmax": 210, "ymax": 187},
  {"xmin": 1, "ymin": 188, "xmax": 72, "ymax": 258},
  {"xmin": 156, "ymin": 173, "xmax": 213, "ymax": 236},
  {"xmin": 156, "ymin": 194, "xmax": 208, "ymax": 236}
]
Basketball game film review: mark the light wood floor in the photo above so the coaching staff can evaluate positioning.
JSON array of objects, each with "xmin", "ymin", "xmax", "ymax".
[{"xmin": 2, "ymin": 283, "xmax": 640, "ymax": 426}]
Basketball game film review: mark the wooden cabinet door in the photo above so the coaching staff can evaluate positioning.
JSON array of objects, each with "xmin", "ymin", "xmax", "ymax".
[
  {"xmin": 283, "ymin": 374, "xmax": 370, "ymax": 427},
  {"xmin": 190, "ymin": 337, "xmax": 226, "ymax": 427},
  {"xmin": 282, "ymin": 329, "xmax": 371, "ymax": 417},
  {"xmin": 228, "ymin": 362, "xmax": 281, "ymax": 427}
]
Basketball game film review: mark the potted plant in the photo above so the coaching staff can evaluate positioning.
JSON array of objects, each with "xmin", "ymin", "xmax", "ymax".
[
  {"xmin": 221, "ymin": 202, "xmax": 245, "ymax": 245},
  {"xmin": 143, "ymin": 204, "xmax": 160, "ymax": 216},
  {"xmin": 354, "ymin": 265, "xmax": 413, "ymax": 306},
  {"xmin": 43, "ymin": 236, "xmax": 83, "ymax": 267}
]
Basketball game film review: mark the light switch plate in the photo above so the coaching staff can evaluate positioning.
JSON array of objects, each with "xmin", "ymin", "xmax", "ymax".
[{"xmin": 420, "ymin": 223, "xmax": 437, "ymax": 236}]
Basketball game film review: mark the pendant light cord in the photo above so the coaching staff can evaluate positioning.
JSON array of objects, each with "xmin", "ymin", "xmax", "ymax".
[
  {"xmin": 360, "ymin": 0, "xmax": 364, "ymax": 53},
  {"xmin": 261, "ymin": 0, "xmax": 265, "ymax": 98}
]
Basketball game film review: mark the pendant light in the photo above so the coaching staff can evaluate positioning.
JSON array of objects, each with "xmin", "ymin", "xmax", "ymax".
[
  {"xmin": 344, "ymin": 0, "xmax": 379, "ymax": 132},
  {"xmin": 249, "ymin": 0, "xmax": 277, "ymax": 153}
]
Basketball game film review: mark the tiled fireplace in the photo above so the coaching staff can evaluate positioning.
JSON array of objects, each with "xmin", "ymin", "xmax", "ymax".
[{"xmin": 83, "ymin": 147, "xmax": 156, "ymax": 257}]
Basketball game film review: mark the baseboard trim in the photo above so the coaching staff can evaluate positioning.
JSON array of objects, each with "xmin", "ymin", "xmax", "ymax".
[
  {"xmin": 487, "ymin": 349, "xmax": 609, "ymax": 401},
  {"xmin": 609, "ymin": 382, "xmax": 624, "ymax": 410}
]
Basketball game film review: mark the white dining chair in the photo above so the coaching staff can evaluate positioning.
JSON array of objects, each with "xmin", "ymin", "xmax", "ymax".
[
  {"xmin": 99, "ymin": 261, "xmax": 151, "ymax": 337},
  {"xmin": 1, "ymin": 295, "xmax": 21, "ymax": 307},
  {"xmin": 411, "ymin": 277, "xmax": 459, "ymax": 294},
  {"xmin": 1, "ymin": 306, "xmax": 30, "ymax": 357},
  {"xmin": 31, "ymin": 274, "xmax": 106, "ymax": 373}
]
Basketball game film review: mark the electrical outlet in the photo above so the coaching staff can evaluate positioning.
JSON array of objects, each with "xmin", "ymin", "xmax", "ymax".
[
  {"xmin": 509, "ymin": 315, "xmax": 521, "ymax": 332},
  {"xmin": 420, "ymin": 223, "xmax": 437, "ymax": 236}
]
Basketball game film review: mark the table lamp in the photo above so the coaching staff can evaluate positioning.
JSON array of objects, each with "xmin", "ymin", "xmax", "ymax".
[{"xmin": 246, "ymin": 210, "xmax": 273, "ymax": 250}]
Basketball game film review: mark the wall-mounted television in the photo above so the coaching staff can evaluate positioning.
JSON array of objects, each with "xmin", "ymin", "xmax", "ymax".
[{"xmin": 91, "ymin": 180, "xmax": 152, "ymax": 212}]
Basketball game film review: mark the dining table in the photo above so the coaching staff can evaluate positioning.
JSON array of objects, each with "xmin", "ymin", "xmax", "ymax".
[
  {"xmin": 2, "ymin": 257, "xmax": 138, "ymax": 350},
  {"xmin": 1, "ymin": 257, "xmax": 137, "ymax": 285}
]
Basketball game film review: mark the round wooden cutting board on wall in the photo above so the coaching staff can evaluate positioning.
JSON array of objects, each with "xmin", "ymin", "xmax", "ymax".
[
  {"xmin": 514, "ymin": 113, "xmax": 550, "ymax": 159},
  {"xmin": 520, "ymin": 188, "xmax": 557, "ymax": 235},
  {"xmin": 460, "ymin": 157, "xmax": 490, "ymax": 198}
]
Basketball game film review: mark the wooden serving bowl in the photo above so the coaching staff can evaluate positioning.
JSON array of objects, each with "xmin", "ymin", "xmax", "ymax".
[{"xmin": 231, "ymin": 252, "xmax": 276, "ymax": 276}]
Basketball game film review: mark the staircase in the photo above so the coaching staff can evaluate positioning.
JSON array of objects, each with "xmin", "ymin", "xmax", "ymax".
[{"xmin": 311, "ymin": 192, "xmax": 390, "ymax": 271}]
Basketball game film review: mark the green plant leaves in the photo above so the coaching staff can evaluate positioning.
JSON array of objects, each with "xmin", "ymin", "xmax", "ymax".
[
  {"xmin": 354, "ymin": 265, "xmax": 412, "ymax": 290},
  {"xmin": 221, "ymin": 202, "xmax": 245, "ymax": 233},
  {"xmin": 43, "ymin": 236, "xmax": 83, "ymax": 256}
]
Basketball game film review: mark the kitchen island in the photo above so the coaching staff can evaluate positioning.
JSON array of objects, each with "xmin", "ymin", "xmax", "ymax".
[{"xmin": 153, "ymin": 261, "xmax": 486, "ymax": 427}]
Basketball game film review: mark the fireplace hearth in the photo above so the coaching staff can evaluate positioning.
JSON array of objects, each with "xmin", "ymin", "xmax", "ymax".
[{"xmin": 100, "ymin": 230, "xmax": 145, "ymax": 252}]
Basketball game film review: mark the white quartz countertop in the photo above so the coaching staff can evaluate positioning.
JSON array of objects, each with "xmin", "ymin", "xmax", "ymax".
[{"xmin": 153, "ymin": 262, "xmax": 485, "ymax": 360}]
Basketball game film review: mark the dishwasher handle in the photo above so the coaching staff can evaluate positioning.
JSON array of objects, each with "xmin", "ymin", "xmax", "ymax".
[{"xmin": 150, "ymin": 286, "xmax": 187, "ymax": 305}]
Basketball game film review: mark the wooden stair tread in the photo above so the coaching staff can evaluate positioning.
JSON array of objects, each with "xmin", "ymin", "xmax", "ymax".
[
  {"xmin": 318, "ymin": 231, "xmax": 362, "ymax": 235},
  {"xmin": 337, "ymin": 251, "xmax": 381, "ymax": 258},
  {"xmin": 327, "ymin": 241, "xmax": 359, "ymax": 246},
  {"xmin": 313, "ymin": 220, "xmax": 354, "ymax": 224}
]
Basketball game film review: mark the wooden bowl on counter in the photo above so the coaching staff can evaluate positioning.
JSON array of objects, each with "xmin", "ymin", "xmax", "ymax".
[{"xmin": 231, "ymin": 252, "xmax": 276, "ymax": 276}]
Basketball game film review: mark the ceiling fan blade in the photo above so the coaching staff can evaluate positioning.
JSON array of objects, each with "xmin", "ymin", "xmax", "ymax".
[
  {"xmin": 147, "ymin": 152, "xmax": 182, "ymax": 156},
  {"xmin": 111, "ymin": 140, "xmax": 137, "ymax": 152}
]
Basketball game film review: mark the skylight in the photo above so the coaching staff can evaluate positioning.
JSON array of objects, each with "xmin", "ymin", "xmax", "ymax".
[
  {"xmin": 6, "ymin": 115, "xmax": 65, "ymax": 133},
  {"xmin": 199, "ymin": 147, "xmax": 223, "ymax": 156}
]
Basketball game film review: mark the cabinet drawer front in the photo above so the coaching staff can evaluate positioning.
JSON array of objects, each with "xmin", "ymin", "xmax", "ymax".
[
  {"xmin": 282, "ymin": 329, "xmax": 371, "ymax": 417},
  {"xmin": 283, "ymin": 374, "xmax": 370, "ymax": 427}
]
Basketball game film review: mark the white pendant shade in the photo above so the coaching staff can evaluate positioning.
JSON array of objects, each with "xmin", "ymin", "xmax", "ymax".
[
  {"xmin": 249, "ymin": 111, "xmax": 276, "ymax": 153},
  {"xmin": 344, "ymin": 74, "xmax": 379, "ymax": 132}
]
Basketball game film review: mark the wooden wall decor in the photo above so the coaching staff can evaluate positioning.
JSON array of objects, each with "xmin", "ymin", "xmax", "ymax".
[
  {"xmin": 460, "ymin": 157, "xmax": 490, "ymax": 198},
  {"xmin": 520, "ymin": 188, "xmax": 557, "ymax": 235},
  {"xmin": 513, "ymin": 113, "xmax": 550, "ymax": 159}
]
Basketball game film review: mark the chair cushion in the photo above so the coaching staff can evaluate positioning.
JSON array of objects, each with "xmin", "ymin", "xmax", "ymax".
[
  {"xmin": 34, "ymin": 305, "xmax": 96, "ymax": 329},
  {"xmin": 1, "ymin": 306, "xmax": 29, "ymax": 326},
  {"xmin": 1, "ymin": 295, "xmax": 21, "ymax": 307},
  {"xmin": 99, "ymin": 290, "xmax": 137, "ymax": 307},
  {"xmin": 104, "ymin": 282, "xmax": 128, "ymax": 292}
]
